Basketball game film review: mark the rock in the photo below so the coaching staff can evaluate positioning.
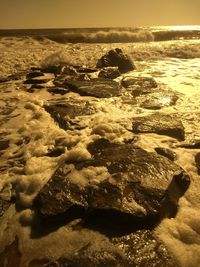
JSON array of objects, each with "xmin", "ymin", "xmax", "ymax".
[
  {"xmin": 41, "ymin": 65, "xmax": 78, "ymax": 76},
  {"xmin": 122, "ymin": 76, "xmax": 157, "ymax": 89},
  {"xmin": 111, "ymin": 230, "xmax": 179, "ymax": 267},
  {"xmin": 96, "ymin": 48, "xmax": 136, "ymax": 73},
  {"xmin": 36, "ymin": 139, "xmax": 190, "ymax": 219},
  {"xmin": 178, "ymin": 139, "xmax": 200, "ymax": 149},
  {"xmin": 24, "ymin": 74, "xmax": 53, "ymax": 85},
  {"xmin": 98, "ymin": 67, "xmax": 120, "ymax": 79},
  {"xmin": 0, "ymin": 140, "xmax": 9, "ymax": 151},
  {"xmin": 28, "ymin": 227, "xmax": 130, "ymax": 267},
  {"xmin": 155, "ymin": 147, "xmax": 177, "ymax": 161},
  {"xmin": 47, "ymin": 87, "xmax": 70, "ymax": 95},
  {"xmin": 44, "ymin": 99, "xmax": 96, "ymax": 130},
  {"xmin": 195, "ymin": 152, "xmax": 200, "ymax": 175},
  {"xmin": 54, "ymin": 73, "xmax": 90, "ymax": 88},
  {"xmin": 46, "ymin": 146, "xmax": 65, "ymax": 157},
  {"xmin": 75, "ymin": 66, "xmax": 98, "ymax": 73},
  {"xmin": 139, "ymin": 91, "xmax": 179, "ymax": 110},
  {"xmin": 26, "ymin": 71, "xmax": 44, "ymax": 79},
  {"xmin": 28, "ymin": 227, "xmax": 178, "ymax": 267},
  {"xmin": 64, "ymin": 79, "xmax": 121, "ymax": 98},
  {"xmin": 132, "ymin": 113, "xmax": 185, "ymax": 140}
]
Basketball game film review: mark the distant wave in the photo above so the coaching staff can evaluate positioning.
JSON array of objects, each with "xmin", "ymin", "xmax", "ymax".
[
  {"xmin": 45, "ymin": 29, "xmax": 154, "ymax": 43},
  {"xmin": 1, "ymin": 27, "xmax": 200, "ymax": 43}
]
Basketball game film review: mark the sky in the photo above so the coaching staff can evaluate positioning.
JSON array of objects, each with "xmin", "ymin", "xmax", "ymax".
[{"xmin": 0, "ymin": 0, "xmax": 200, "ymax": 29}]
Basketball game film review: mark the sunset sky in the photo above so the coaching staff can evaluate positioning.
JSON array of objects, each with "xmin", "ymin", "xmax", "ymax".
[{"xmin": 0, "ymin": 0, "xmax": 200, "ymax": 29}]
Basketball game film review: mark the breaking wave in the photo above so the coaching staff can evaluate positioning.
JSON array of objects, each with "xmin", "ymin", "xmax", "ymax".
[{"xmin": 45, "ymin": 29, "xmax": 155, "ymax": 43}]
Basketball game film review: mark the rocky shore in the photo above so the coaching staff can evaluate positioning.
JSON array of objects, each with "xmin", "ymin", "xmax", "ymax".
[{"xmin": 0, "ymin": 47, "xmax": 198, "ymax": 267}]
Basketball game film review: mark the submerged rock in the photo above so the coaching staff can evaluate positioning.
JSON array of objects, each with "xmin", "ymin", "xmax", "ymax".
[
  {"xmin": 96, "ymin": 48, "xmax": 136, "ymax": 73},
  {"xmin": 44, "ymin": 99, "xmax": 96, "ymax": 130},
  {"xmin": 132, "ymin": 113, "xmax": 185, "ymax": 140},
  {"xmin": 138, "ymin": 91, "xmax": 179, "ymax": 110},
  {"xmin": 122, "ymin": 76, "xmax": 157, "ymax": 89},
  {"xmin": 36, "ymin": 139, "xmax": 190, "ymax": 219},
  {"xmin": 64, "ymin": 79, "xmax": 121, "ymax": 98},
  {"xmin": 155, "ymin": 147, "xmax": 177, "ymax": 161}
]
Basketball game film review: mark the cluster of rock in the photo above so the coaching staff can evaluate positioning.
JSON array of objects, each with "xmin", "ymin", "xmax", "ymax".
[{"xmin": 0, "ymin": 48, "xmax": 194, "ymax": 266}]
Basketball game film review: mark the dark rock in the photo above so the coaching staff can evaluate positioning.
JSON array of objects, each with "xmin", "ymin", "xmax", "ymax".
[
  {"xmin": 41, "ymin": 65, "xmax": 78, "ymax": 76},
  {"xmin": 195, "ymin": 152, "xmax": 200, "ymax": 175},
  {"xmin": 53, "ymin": 73, "xmax": 90, "ymax": 89},
  {"xmin": 47, "ymin": 87, "xmax": 70, "ymax": 95},
  {"xmin": 24, "ymin": 75, "xmax": 52, "ymax": 85},
  {"xmin": 36, "ymin": 139, "xmax": 190, "ymax": 219},
  {"xmin": 41, "ymin": 65, "xmax": 63, "ymax": 75},
  {"xmin": 96, "ymin": 48, "xmax": 136, "ymax": 73},
  {"xmin": 138, "ymin": 91, "xmax": 179, "ymax": 110},
  {"xmin": 44, "ymin": 99, "xmax": 96, "ymax": 130},
  {"xmin": 122, "ymin": 76, "xmax": 157, "ymax": 89},
  {"xmin": 98, "ymin": 67, "xmax": 120, "ymax": 79},
  {"xmin": 178, "ymin": 139, "xmax": 200, "ymax": 149},
  {"xmin": 46, "ymin": 147, "xmax": 65, "ymax": 157},
  {"xmin": 155, "ymin": 147, "xmax": 177, "ymax": 161},
  {"xmin": 0, "ymin": 140, "xmax": 9, "ymax": 151},
  {"xmin": 65, "ymin": 79, "xmax": 121, "ymax": 98},
  {"xmin": 0, "ymin": 77, "xmax": 9, "ymax": 83},
  {"xmin": 111, "ymin": 230, "xmax": 179, "ymax": 267},
  {"xmin": 132, "ymin": 113, "xmax": 185, "ymax": 140},
  {"xmin": 75, "ymin": 66, "xmax": 98, "ymax": 73},
  {"xmin": 26, "ymin": 71, "xmax": 44, "ymax": 79}
]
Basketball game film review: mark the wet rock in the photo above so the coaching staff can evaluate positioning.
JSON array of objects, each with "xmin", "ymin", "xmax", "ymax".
[
  {"xmin": 28, "ymin": 228, "xmax": 178, "ymax": 267},
  {"xmin": 26, "ymin": 71, "xmax": 44, "ymax": 79},
  {"xmin": 24, "ymin": 74, "xmax": 53, "ymax": 85},
  {"xmin": 65, "ymin": 79, "xmax": 121, "ymax": 98},
  {"xmin": 46, "ymin": 146, "xmax": 65, "ymax": 157},
  {"xmin": 96, "ymin": 48, "xmax": 136, "ymax": 73},
  {"xmin": 44, "ymin": 99, "xmax": 96, "ymax": 130},
  {"xmin": 138, "ymin": 91, "xmax": 179, "ymax": 110},
  {"xmin": 112, "ymin": 230, "xmax": 179, "ymax": 267},
  {"xmin": 155, "ymin": 147, "xmax": 177, "ymax": 161},
  {"xmin": 132, "ymin": 113, "xmax": 185, "ymax": 140},
  {"xmin": 75, "ymin": 66, "xmax": 98, "ymax": 73},
  {"xmin": 36, "ymin": 139, "xmax": 190, "ymax": 219},
  {"xmin": 98, "ymin": 67, "xmax": 120, "ymax": 79},
  {"xmin": 122, "ymin": 76, "xmax": 157, "ymax": 89},
  {"xmin": 29, "ymin": 228, "xmax": 129, "ymax": 267},
  {"xmin": 0, "ymin": 139, "xmax": 9, "ymax": 151},
  {"xmin": 178, "ymin": 139, "xmax": 200, "ymax": 149},
  {"xmin": 195, "ymin": 152, "xmax": 200, "ymax": 175},
  {"xmin": 41, "ymin": 65, "xmax": 78, "ymax": 76},
  {"xmin": 54, "ymin": 73, "xmax": 90, "ymax": 88},
  {"xmin": 47, "ymin": 87, "xmax": 70, "ymax": 95}
]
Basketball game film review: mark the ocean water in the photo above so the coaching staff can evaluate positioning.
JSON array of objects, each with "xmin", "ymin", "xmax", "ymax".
[{"xmin": 0, "ymin": 26, "xmax": 200, "ymax": 266}]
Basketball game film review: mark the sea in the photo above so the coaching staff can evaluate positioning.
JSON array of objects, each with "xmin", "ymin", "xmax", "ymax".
[{"xmin": 0, "ymin": 26, "xmax": 200, "ymax": 266}]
